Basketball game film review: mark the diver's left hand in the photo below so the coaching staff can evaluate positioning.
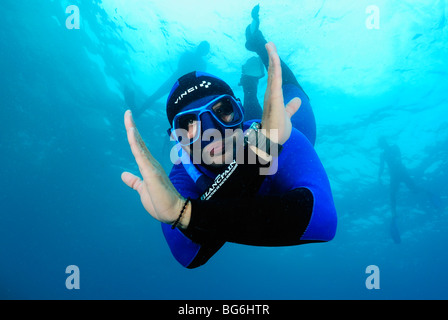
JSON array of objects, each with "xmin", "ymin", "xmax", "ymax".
[
  {"xmin": 121, "ymin": 110, "xmax": 191, "ymax": 228},
  {"xmin": 261, "ymin": 42, "xmax": 301, "ymax": 145}
]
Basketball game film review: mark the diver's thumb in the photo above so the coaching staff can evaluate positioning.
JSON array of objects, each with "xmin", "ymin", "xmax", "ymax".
[
  {"xmin": 285, "ymin": 97, "xmax": 301, "ymax": 119},
  {"xmin": 121, "ymin": 172, "xmax": 145, "ymax": 195}
]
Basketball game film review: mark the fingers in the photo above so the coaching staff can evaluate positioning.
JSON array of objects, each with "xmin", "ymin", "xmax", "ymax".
[
  {"xmin": 265, "ymin": 42, "xmax": 283, "ymax": 101},
  {"xmin": 123, "ymin": 110, "xmax": 180, "ymax": 223},
  {"xmin": 121, "ymin": 171, "xmax": 156, "ymax": 216},
  {"xmin": 124, "ymin": 110, "xmax": 160, "ymax": 180},
  {"xmin": 285, "ymin": 98, "xmax": 302, "ymax": 119},
  {"xmin": 124, "ymin": 110, "xmax": 147, "ymax": 154},
  {"xmin": 124, "ymin": 109, "xmax": 135, "ymax": 130},
  {"xmin": 123, "ymin": 109, "xmax": 173, "ymax": 197}
]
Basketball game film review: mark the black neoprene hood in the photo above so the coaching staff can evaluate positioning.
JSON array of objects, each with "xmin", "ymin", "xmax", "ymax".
[{"xmin": 166, "ymin": 71, "xmax": 236, "ymax": 126}]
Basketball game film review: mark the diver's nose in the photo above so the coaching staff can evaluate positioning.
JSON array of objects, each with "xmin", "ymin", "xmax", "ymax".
[{"xmin": 200, "ymin": 112, "xmax": 222, "ymax": 146}]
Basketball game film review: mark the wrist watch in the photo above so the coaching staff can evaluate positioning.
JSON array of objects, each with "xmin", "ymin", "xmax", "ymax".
[
  {"xmin": 244, "ymin": 121, "xmax": 261, "ymax": 145},
  {"xmin": 244, "ymin": 122, "xmax": 283, "ymax": 156}
]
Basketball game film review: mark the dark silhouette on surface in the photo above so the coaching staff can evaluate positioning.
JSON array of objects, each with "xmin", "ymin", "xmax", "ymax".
[{"xmin": 378, "ymin": 137, "xmax": 440, "ymax": 243}]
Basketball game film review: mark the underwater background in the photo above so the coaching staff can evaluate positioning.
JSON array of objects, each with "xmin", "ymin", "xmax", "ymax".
[{"xmin": 1, "ymin": 0, "xmax": 447, "ymax": 299}]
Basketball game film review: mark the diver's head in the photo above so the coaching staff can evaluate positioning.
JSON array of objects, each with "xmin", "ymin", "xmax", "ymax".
[
  {"xmin": 378, "ymin": 136, "xmax": 389, "ymax": 149},
  {"xmin": 196, "ymin": 41, "xmax": 210, "ymax": 56},
  {"xmin": 166, "ymin": 71, "xmax": 244, "ymax": 168}
]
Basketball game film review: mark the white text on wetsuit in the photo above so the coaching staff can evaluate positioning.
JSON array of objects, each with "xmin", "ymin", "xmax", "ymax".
[{"xmin": 201, "ymin": 159, "xmax": 238, "ymax": 200}]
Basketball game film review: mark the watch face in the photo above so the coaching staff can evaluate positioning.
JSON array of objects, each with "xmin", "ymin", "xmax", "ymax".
[{"xmin": 251, "ymin": 122, "xmax": 261, "ymax": 130}]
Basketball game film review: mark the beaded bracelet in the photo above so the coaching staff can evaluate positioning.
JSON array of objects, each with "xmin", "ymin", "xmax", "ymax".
[{"xmin": 171, "ymin": 197, "xmax": 191, "ymax": 229}]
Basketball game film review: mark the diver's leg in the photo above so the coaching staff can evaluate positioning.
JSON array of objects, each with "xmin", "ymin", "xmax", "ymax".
[
  {"xmin": 123, "ymin": 85, "xmax": 136, "ymax": 110},
  {"xmin": 239, "ymin": 75, "xmax": 263, "ymax": 120},
  {"xmin": 390, "ymin": 178, "xmax": 399, "ymax": 218},
  {"xmin": 239, "ymin": 55, "xmax": 265, "ymax": 120},
  {"xmin": 402, "ymin": 170, "xmax": 417, "ymax": 193},
  {"xmin": 389, "ymin": 178, "xmax": 401, "ymax": 243},
  {"xmin": 140, "ymin": 74, "xmax": 178, "ymax": 113},
  {"xmin": 245, "ymin": 25, "xmax": 306, "ymax": 94},
  {"xmin": 123, "ymin": 85, "xmax": 147, "ymax": 119},
  {"xmin": 245, "ymin": 5, "xmax": 307, "ymax": 96}
]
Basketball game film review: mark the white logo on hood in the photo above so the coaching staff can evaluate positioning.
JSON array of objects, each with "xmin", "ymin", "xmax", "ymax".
[{"xmin": 174, "ymin": 81, "xmax": 212, "ymax": 104}]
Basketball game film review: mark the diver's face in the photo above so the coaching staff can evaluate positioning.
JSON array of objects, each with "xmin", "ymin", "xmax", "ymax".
[
  {"xmin": 200, "ymin": 127, "xmax": 242, "ymax": 168},
  {"xmin": 182, "ymin": 128, "xmax": 243, "ymax": 168},
  {"xmin": 180, "ymin": 100, "xmax": 243, "ymax": 168},
  {"xmin": 180, "ymin": 100, "xmax": 235, "ymax": 141}
]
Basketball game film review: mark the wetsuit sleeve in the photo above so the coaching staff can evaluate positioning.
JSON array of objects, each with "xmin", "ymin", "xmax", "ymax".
[{"xmin": 185, "ymin": 188, "xmax": 314, "ymax": 246}]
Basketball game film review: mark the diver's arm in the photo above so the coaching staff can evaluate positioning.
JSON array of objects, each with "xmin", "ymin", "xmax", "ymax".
[{"xmin": 184, "ymin": 188, "xmax": 314, "ymax": 246}]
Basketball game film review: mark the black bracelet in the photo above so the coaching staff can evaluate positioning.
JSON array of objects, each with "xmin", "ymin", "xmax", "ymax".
[{"xmin": 171, "ymin": 197, "xmax": 191, "ymax": 229}]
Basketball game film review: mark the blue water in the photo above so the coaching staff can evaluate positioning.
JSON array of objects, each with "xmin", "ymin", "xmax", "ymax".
[{"xmin": 1, "ymin": 0, "xmax": 447, "ymax": 299}]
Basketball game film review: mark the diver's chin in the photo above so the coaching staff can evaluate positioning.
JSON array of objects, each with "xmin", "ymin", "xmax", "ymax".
[
  {"xmin": 202, "ymin": 146, "xmax": 233, "ymax": 169},
  {"xmin": 203, "ymin": 153, "xmax": 227, "ymax": 168},
  {"xmin": 203, "ymin": 140, "xmax": 225, "ymax": 157},
  {"xmin": 202, "ymin": 134, "xmax": 240, "ymax": 168},
  {"xmin": 206, "ymin": 162, "xmax": 227, "ymax": 171}
]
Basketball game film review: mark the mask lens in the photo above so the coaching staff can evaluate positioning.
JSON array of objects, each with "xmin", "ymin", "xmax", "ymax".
[
  {"xmin": 173, "ymin": 113, "xmax": 199, "ymax": 145},
  {"xmin": 176, "ymin": 113, "xmax": 197, "ymax": 131},
  {"xmin": 211, "ymin": 97, "xmax": 242, "ymax": 126},
  {"xmin": 213, "ymin": 98, "xmax": 234, "ymax": 122},
  {"xmin": 172, "ymin": 95, "xmax": 243, "ymax": 146}
]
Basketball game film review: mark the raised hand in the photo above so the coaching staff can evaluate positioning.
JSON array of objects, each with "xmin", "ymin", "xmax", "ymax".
[
  {"xmin": 121, "ymin": 110, "xmax": 190, "ymax": 228},
  {"xmin": 261, "ymin": 42, "xmax": 301, "ymax": 145}
]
